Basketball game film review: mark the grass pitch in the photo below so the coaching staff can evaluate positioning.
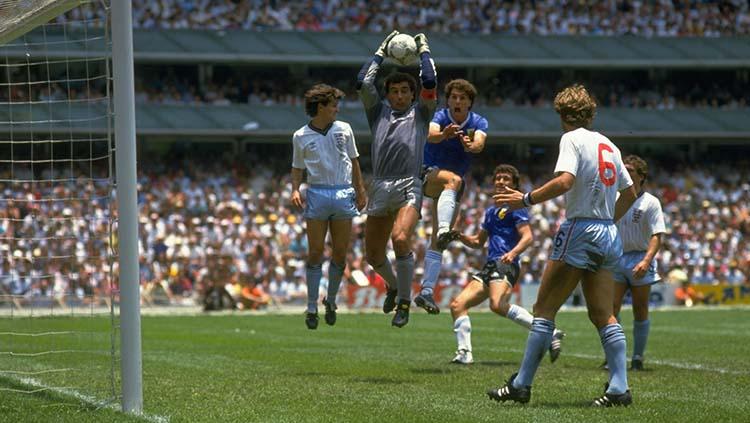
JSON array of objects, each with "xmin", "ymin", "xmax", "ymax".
[{"xmin": 1, "ymin": 307, "xmax": 749, "ymax": 422}]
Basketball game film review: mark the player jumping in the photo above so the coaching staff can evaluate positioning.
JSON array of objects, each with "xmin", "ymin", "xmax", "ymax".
[
  {"xmin": 291, "ymin": 84, "xmax": 367, "ymax": 329},
  {"xmin": 357, "ymin": 31, "xmax": 437, "ymax": 327},
  {"xmin": 414, "ymin": 79, "xmax": 488, "ymax": 315}
]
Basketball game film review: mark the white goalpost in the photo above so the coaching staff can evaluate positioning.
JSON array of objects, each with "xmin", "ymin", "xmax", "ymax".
[{"xmin": 0, "ymin": 0, "xmax": 142, "ymax": 415}]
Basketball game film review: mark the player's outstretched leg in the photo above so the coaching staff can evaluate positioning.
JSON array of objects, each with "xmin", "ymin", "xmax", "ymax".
[{"xmin": 487, "ymin": 373, "xmax": 531, "ymax": 404}]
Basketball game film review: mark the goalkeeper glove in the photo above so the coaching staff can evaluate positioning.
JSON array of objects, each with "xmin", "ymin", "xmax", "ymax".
[
  {"xmin": 414, "ymin": 33, "xmax": 430, "ymax": 55},
  {"xmin": 375, "ymin": 30, "xmax": 399, "ymax": 58}
]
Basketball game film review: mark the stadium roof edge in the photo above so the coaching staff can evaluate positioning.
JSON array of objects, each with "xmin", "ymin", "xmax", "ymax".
[{"xmin": 3, "ymin": 29, "xmax": 750, "ymax": 68}]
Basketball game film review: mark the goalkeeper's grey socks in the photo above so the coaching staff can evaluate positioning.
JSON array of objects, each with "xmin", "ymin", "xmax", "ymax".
[{"xmin": 395, "ymin": 252, "xmax": 415, "ymax": 303}]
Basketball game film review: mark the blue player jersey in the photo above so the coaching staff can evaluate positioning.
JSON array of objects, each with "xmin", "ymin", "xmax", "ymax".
[
  {"xmin": 424, "ymin": 108, "xmax": 488, "ymax": 177},
  {"xmin": 481, "ymin": 206, "xmax": 530, "ymax": 264}
]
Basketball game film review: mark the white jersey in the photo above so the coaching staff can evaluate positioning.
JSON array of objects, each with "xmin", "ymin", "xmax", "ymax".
[
  {"xmin": 292, "ymin": 120, "xmax": 359, "ymax": 185},
  {"xmin": 553, "ymin": 128, "xmax": 632, "ymax": 220},
  {"xmin": 617, "ymin": 192, "xmax": 666, "ymax": 252}
]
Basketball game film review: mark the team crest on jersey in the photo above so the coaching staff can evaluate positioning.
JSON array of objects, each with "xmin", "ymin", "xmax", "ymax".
[
  {"xmin": 497, "ymin": 207, "xmax": 508, "ymax": 219},
  {"xmin": 632, "ymin": 209, "xmax": 642, "ymax": 223}
]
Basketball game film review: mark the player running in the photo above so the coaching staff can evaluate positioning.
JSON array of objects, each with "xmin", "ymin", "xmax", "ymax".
[
  {"xmin": 489, "ymin": 84, "xmax": 638, "ymax": 407},
  {"xmin": 413, "ymin": 79, "xmax": 488, "ymax": 315},
  {"xmin": 611, "ymin": 154, "xmax": 665, "ymax": 371},
  {"xmin": 356, "ymin": 30, "xmax": 438, "ymax": 327},
  {"xmin": 448, "ymin": 164, "xmax": 565, "ymax": 365},
  {"xmin": 291, "ymin": 84, "xmax": 367, "ymax": 330}
]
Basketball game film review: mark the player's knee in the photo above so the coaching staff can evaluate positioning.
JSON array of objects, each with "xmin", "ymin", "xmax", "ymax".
[
  {"xmin": 449, "ymin": 298, "xmax": 464, "ymax": 314},
  {"xmin": 391, "ymin": 234, "xmax": 411, "ymax": 254},
  {"xmin": 445, "ymin": 174, "xmax": 462, "ymax": 191},
  {"xmin": 489, "ymin": 298, "xmax": 505, "ymax": 315}
]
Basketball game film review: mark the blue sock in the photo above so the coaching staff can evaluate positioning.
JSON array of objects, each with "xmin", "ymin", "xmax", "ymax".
[
  {"xmin": 327, "ymin": 261, "xmax": 345, "ymax": 306},
  {"xmin": 600, "ymin": 323, "xmax": 629, "ymax": 394},
  {"xmin": 513, "ymin": 318, "xmax": 555, "ymax": 388},
  {"xmin": 420, "ymin": 249, "xmax": 442, "ymax": 296},
  {"xmin": 395, "ymin": 253, "xmax": 415, "ymax": 303},
  {"xmin": 436, "ymin": 189, "xmax": 456, "ymax": 234},
  {"xmin": 633, "ymin": 319, "xmax": 650, "ymax": 359},
  {"xmin": 305, "ymin": 263, "xmax": 322, "ymax": 313}
]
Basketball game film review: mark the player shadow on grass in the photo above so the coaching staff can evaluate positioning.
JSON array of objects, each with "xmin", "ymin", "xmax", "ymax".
[{"xmin": 474, "ymin": 360, "xmax": 516, "ymax": 367}]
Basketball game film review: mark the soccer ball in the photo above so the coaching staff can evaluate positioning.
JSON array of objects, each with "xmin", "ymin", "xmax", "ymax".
[{"xmin": 387, "ymin": 34, "xmax": 418, "ymax": 66}]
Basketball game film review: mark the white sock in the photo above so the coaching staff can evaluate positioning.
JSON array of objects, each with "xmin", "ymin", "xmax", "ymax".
[
  {"xmin": 436, "ymin": 189, "xmax": 457, "ymax": 234},
  {"xmin": 454, "ymin": 315, "xmax": 472, "ymax": 352},
  {"xmin": 506, "ymin": 304, "xmax": 533, "ymax": 330}
]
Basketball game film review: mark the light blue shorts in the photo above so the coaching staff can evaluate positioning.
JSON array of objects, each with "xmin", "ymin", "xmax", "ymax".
[
  {"xmin": 612, "ymin": 251, "xmax": 661, "ymax": 287},
  {"xmin": 304, "ymin": 185, "xmax": 358, "ymax": 221},
  {"xmin": 550, "ymin": 218, "xmax": 622, "ymax": 273}
]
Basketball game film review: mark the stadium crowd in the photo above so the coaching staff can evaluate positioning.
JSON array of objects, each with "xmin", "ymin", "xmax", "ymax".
[
  {"xmin": 1, "ymin": 151, "xmax": 749, "ymax": 310},
  {"xmin": 62, "ymin": 0, "xmax": 750, "ymax": 36}
]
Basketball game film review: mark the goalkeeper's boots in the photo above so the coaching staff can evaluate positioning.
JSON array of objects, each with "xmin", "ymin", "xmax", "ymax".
[
  {"xmin": 382, "ymin": 288, "xmax": 398, "ymax": 314},
  {"xmin": 592, "ymin": 383, "xmax": 632, "ymax": 407},
  {"xmin": 322, "ymin": 297, "xmax": 337, "ymax": 326},
  {"xmin": 305, "ymin": 312, "xmax": 319, "ymax": 330},
  {"xmin": 487, "ymin": 373, "xmax": 531, "ymax": 404},
  {"xmin": 450, "ymin": 349, "xmax": 474, "ymax": 365},
  {"xmin": 549, "ymin": 329, "xmax": 565, "ymax": 363},
  {"xmin": 391, "ymin": 299, "xmax": 411, "ymax": 328},
  {"xmin": 414, "ymin": 292, "xmax": 440, "ymax": 315},
  {"xmin": 631, "ymin": 356, "xmax": 644, "ymax": 371},
  {"xmin": 436, "ymin": 229, "xmax": 459, "ymax": 251}
]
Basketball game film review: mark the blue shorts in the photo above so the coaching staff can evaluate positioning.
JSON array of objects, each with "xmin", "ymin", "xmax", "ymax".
[
  {"xmin": 550, "ymin": 218, "xmax": 622, "ymax": 273},
  {"xmin": 304, "ymin": 185, "xmax": 358, "ymax": 221},
  {"xmin": 612, "ymin": 251, "xmax": 661, "ymax": 287}
]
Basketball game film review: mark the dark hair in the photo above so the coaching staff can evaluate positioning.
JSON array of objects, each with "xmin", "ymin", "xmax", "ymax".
[
  {"xmin": 493, "ymin": 164, "xmax": 520, "ymax": 189},
  {"xmin": 304, "ymin": 84, "xmax": 344, "ymax": 117},
  {"xmin": 444, "ymin": 79, "xmax": 477, "ymax": 108},
  {"xmin": 623, "ymin": 154, "xmax": 648, "ymax": 181},
  {"xmin": 384, "ymin": 72, "xmax": 417, "ymax": 97}
]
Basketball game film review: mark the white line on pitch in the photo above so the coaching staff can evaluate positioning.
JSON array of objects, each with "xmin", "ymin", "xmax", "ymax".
[{"xmin": 3, "ymin": 376, "xmax": 171, "ymax": 423}]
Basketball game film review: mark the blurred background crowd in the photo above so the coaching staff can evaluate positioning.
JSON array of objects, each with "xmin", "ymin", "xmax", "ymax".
[
  {"xmin": 61, "ymin": 0, "xmax": 750, "ymax": 36},
  {"xmin": 2, "ymin": 149, "xmax": 748, "ymax": 309}
]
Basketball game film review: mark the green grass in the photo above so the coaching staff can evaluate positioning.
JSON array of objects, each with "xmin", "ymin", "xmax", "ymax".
[{"xmin": 2, "ymin": 308, "xmax": 749, "ymax": 422}]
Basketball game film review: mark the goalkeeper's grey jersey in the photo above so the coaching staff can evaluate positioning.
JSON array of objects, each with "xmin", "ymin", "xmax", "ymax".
[{"xmin": 358, "ymin": 62, "xmax": 437, "ymax": 179}]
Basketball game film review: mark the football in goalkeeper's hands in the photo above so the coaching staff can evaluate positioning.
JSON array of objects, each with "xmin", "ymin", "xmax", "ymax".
[{"xmin": 387, "ymin": 33, "xmax": 418, "ymax": 66}]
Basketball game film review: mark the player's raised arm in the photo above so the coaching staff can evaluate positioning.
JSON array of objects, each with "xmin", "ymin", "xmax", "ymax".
[
  {"xmin": 414, "ymin": 33, "xmax": 437, "ymax": 117},
  {"xmin": 456, "ymin": 228, "xmax": 488, "ymax": 249},
  {"xmin": 357, "ymin": 31, "xmax": 398, "ymax": 114}
]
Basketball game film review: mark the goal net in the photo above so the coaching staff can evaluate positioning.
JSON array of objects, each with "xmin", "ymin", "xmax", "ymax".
[{"xmin": 0, "ymin": 0, "xmax": 120, "ymax": 409}]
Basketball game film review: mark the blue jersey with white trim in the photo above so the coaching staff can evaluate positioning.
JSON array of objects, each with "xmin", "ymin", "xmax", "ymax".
[
  {"xmin": 481, "ymin": 206, "xmax": 530, "ymax": 264},
  {"xmin": 424, "ymin": 108, "xmax": 488, "ymax": 177}
]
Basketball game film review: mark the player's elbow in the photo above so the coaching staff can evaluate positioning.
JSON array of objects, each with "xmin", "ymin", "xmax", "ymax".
[{"xmin": 558, "ymin": 174, "xmax": 575, "ymax": 191}]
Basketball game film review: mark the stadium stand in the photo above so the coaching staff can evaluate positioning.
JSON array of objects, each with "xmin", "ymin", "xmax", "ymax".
[{"xmin": 2, "ymin": 151, "xmax": 748, "ymax": 309}]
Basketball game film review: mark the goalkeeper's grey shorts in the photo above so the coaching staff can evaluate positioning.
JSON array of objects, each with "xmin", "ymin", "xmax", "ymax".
[{"xmin": 366, "ymin": 176, "xmax": 423, "ymax": 218}]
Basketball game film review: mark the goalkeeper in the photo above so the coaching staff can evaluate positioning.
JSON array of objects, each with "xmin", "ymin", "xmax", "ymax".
[{"xmin": 356, "ymin": 31, "xmax": 437, "ymax": 328}]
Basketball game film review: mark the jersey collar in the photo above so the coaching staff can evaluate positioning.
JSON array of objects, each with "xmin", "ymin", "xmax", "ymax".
[
  {"xmin": 448, "ymin": 109, "xmax": 471, "ymax": 130},
  {"xmin": 307, "ymin": 121, "xmax": 333, "ymax": 136}
]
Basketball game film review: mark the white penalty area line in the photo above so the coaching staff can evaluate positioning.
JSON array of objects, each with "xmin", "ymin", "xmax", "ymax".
[{"xmin": 1, "ymin": 376, "xmax": 170, "ymax": 423}]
